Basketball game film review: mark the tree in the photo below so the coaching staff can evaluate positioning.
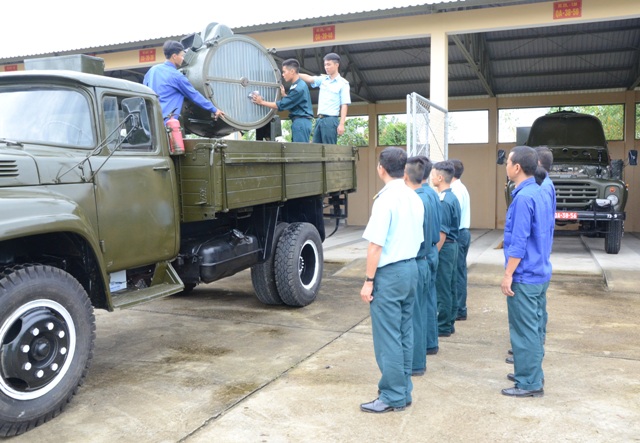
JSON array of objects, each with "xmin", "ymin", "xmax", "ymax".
[
  {"xmin": 378, "ymin": 115, "xmax": 407, "ymax": 146},
  {"xmin": 337, "ymin": 117, "xmax": 369, "ymax": 146}
]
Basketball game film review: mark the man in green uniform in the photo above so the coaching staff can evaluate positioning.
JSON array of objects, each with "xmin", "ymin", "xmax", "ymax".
[{"xmin": 431, "ymin": 161, "xmax": 461, "ymax": 338}]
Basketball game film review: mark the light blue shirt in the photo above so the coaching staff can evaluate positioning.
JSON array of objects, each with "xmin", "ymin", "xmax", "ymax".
[
  {"xmin": 363, "ymin": 179, "xmax": 424, "ymax": 268},
  {"xmin": 451, "ymin": 179, "xmax": 471, "ymax": 229},
  {"xmin": 310, "ymin": 74, "xmax": 351, "ymax": 116}
]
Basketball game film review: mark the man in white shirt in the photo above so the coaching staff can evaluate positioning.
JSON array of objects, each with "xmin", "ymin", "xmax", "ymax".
[
  {"xmin": 450, "ymin": 159, "xmax": 471, "ymax": 321},
  {"xmin": 359, "ymin": 147, "xmax": 424, "ymax": 413}
]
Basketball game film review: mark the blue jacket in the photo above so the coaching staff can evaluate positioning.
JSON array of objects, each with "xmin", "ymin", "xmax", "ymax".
[
  {"xmin": 143, "ymin": 61, "xmax": 217, "ymax": 120},
  {"xmin": 504, "ymin": 177, "xmax": 553, "ymax": 284}
]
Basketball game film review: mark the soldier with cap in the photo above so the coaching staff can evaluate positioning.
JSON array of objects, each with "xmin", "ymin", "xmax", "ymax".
[
  {"xmin": 144, "ymin": 40, "xmax": 224, "ymax": 121},
  {"xmin": 299, "ymin": 53, "xmax": 351, "ymax": 144}
]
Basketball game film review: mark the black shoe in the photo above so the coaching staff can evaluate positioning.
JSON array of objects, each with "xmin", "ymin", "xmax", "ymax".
[
  {"xmin": 507, "ymin": 373, "xmax": 516, "ymax": 382},
  {"xmin": 426, "ymin": 346, "xmax": 439, "ymax": 355},
  {"xmin": 508, "ymin": 349, "xmax": 513, "ymax": 355},
  {"xmin": 438, "ymin": 332, "xmax": 451, "ymax": 337},
  {"xmin": 451, "ymin": 324, "xmax": 456, "ymax": 334},
  {"xmin": 360, "ymin": 398, "xmax": 406, "ymax": 413},
  {"xmin": 456, "ymin": 315, "xmax": 467, "ymax": 321},
  {"xmin": 412, "ymin": 369, "xmax": 425, "ymax": 376},
  {"xmin": 501, "ymin": 387, "xmax": 544, "ymax": 398},
  {"xmin": 377, "ymin": 390, "xmax": 412, "ymax": 407},
  {"xmin": 505, "ymin": 356, "xmax": 514, "ymax": 364}
]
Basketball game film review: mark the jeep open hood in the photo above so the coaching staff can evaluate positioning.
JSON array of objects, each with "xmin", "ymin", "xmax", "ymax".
[
  {"xmin": 526, "ymin": 111, "xmax": 607, "ymax": 148},
  {"xmin": 526, "ymin": 111, "xmax": 609, "ymax": 166}
]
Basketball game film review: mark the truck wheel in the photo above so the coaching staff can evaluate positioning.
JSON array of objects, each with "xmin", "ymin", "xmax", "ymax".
[
  {"xmin": 0, "ymin": 265, "xmax": 95, "ymax": 437},
  {"xmin": 274, "ymin": 223, "xmax": 323, "ymax": 307},
  {"xmin": 251, "ymin": 223, "xmax": 289, "ymax": 305},
  {"xmin": 604, "ymin": 221, "xmax": 623, "ymax": 254}
]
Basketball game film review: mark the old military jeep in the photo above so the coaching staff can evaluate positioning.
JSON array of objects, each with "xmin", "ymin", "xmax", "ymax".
[{"xmin": 499, "ymin": 111, "xmax": 637, "ymax": 254}]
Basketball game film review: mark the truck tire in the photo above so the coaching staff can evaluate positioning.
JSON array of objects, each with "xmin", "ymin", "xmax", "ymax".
[
  {"xmin": 274, "ymin": 223, "xmax": 323, "ymax": 307},
  {"xmin": 251, "ymin": 222, "xmax": 289, "ymax": 305},
  {"xmin": 604, "ymin": 221, "xmax": 623, "ymax": 254},
  {"xmin": 0, "ymin": 265, "xmax": 95, "ymax": 437}
]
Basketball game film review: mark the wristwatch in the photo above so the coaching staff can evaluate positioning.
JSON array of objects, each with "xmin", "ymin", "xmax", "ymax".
[{"xmin": 365, "ymin": 275, "xmax": 375, "ymax": 282}]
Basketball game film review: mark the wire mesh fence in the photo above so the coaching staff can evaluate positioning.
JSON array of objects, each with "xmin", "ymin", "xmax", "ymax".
[{"xmin": 406, "ymin": 92, "xmax": 449, "ymax": 161}]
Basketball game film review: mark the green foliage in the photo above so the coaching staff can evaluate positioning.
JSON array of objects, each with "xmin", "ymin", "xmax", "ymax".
[
  {"xmin": 337, "ymin": 117, "xmax": 369, "ymax": 146},
  {"xmin": 378, "ymin": 115, "xmax": 407, "ymax": 146},
  {"xmin": 550, "ymin": 105, "xmax": 624, "ymax": 141}
]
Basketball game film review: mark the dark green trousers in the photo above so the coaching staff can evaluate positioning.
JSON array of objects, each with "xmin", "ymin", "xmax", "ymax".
[
  {"xmin": 370, "ymin": 258, "xmax": 417, "ymax": 407},
  {"xmin": 436, "ymin": 242, "xmax": 458, "ymax": 334}
]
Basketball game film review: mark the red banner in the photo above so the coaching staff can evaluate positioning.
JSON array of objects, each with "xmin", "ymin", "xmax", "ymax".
[
  {"xmin": 553, "ymin": 0, "xmax": 582, "ymax": 20},
  {"xmin": 313, "ymin": 26, "xmax": 335, "ymax": 42},
  {"xmin": 4, "ymin": 65, "xmax": 17, "ymax": 72},
  {"xmin": 139, "ymin": 49, "xmax": 156, "ymax": 63}
]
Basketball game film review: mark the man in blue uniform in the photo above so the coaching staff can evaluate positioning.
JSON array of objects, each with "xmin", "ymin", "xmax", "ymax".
[
  {"xmin": 418, "ymin": 157, "xmax": 442, "ymax": 355},
  {"xmin": 299, "ymin": 53, "xmax": 351, "ymax": 144},
  {"xmin": 252, "ymin": 59, "xmax": 313, "ymax": 142},
  {"xmin": 143, "ymin": 40, "xmax": 224, "ymax": 121},
  {"xmin": 404, "ymin": 156, "xmax": 438, "ymax": 376},
  {"xmin": 431, "ymin": 160, "xmax": 461, "ymax": 338},
  {"xmin": 360, "ymin": 147, "xmax": 423, "ymax": 413},
  {"xmin": 450, "ymin": 159, "xmax": 471, "ymax": 321},
  {"xmin": 501, "ymin": 146, "xmax": 553, "ymax": 398}
]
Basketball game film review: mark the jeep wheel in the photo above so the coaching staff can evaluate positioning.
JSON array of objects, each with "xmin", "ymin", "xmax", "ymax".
[
  {"xmin": 0, "ymin": 265, "xmax": 95, "ymax": 437},
  {"xmin": 274, "ymin": 223, "xmax": 323, "ymax": 307},
  {"xmin": 604, "ymin": 221, "xmax": 623, "ymax": 254},
  {"xmin": 251, "ymin": 222, "xmax": 289, "ymax": 305}
]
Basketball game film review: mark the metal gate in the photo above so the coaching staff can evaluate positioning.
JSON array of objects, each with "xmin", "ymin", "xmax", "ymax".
[{"xmin": 406, "ymin": 92, "xmax": 449, "ymax": 161}]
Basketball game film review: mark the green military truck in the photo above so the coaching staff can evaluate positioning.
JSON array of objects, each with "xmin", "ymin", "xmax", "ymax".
[
  {"xmin": 0, "ymin": 24, "xmax": 356, "ymax": 436},
  {"xmin": 500, "ymin": 110, "xmax": 637, "ymax": 254}
]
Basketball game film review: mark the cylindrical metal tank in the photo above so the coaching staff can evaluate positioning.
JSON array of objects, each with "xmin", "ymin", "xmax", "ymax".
[{"xmin": 179, "ymin": 23, "xmax": 281, "ymax": 137}]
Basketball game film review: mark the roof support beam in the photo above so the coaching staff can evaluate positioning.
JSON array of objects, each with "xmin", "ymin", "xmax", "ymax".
[{"xmin": 451, "ymin": 34, "xmax": 494, "ymax": 97}]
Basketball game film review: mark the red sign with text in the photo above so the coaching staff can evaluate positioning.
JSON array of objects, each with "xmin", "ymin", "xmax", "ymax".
[
  {"xmin": 553, "ymin": 0, "xmax": 582, "ymax": 20},
  {"xmin": 313, "ymin": 26, "xmax": 335, "ymax": 42},
  {"xmin": 139, "ymin": 49, "xmax": 156, "ymax": 63},
  {"xmin": 4, "ymin": 65, "xmax": 17, "ymax": 72}
]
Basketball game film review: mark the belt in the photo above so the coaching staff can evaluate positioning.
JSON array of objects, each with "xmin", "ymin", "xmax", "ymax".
[
  {"xmin": 444, "ymin": 239, "xmax": 457, "ymax": 243},
  {"xmin": 317, "ymin": 114, "xmax": 338, "ymax": 118},
  {"xmin": 416, "ymin": 256, "xmax": 428, "ymax": 260},
  {"xmin": 291, "ymin": 116, "xmax": 312, "ymax": 120}
]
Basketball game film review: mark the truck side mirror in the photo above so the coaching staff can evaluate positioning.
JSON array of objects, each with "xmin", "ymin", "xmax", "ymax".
[
  {"xmin": 497, "ymin": 149, "xmax": 506, "ymax": 165},
  {"xmin": 629, "ymin": 150, "xmax": 638, "ymax": 166}
]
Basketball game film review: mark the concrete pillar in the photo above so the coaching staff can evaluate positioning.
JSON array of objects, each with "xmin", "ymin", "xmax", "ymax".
[{"xmin": 429, "ymin": 30, "xmax": 448, "ymax": 162}]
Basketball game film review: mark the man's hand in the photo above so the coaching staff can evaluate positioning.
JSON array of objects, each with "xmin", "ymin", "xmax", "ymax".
[
  {"xmin": 337, "ymin": 122, "xmax": 345, "ymax": 136},
  {"xmin": 213, "ymin": 109, "xmax": 225, "ymax": 120},
  {"xmin": 360, "ymin": 281, "xmax": 373, "ymax": 303},
  {"xmin": 501, "ymin": 274, "xmax": 514, "ymax": 296},
  {"xmin": 279, "ymin": 85, "xmax": 287, "ymax": 97},
  {"xmin": 251, "ymin": 93, "xmax": 264, "ymax": 105}
]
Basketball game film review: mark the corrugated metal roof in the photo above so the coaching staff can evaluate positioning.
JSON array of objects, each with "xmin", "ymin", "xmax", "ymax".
[{"xmin": 2, "ymin": 0, "xmax": 638, "ymax": 103}]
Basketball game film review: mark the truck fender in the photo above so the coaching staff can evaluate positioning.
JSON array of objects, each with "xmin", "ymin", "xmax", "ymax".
[{"xmin": 0, "ymin": 188, "xmax": 109, "ymax": 294}]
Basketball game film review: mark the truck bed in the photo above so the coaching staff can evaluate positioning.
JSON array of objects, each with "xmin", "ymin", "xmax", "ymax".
[{"xmin": 177, "ymin": 139, "xmax": 357, "ymax": 222}]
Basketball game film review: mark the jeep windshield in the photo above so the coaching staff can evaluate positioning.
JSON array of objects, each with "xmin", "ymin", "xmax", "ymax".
[{"xmin": 0, "ymin": 87, "xmax": 95, "ymax": 148}]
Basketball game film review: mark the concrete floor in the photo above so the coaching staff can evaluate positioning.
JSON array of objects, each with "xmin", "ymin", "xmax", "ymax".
[{"xmin": 10, "ymin": 229, "xmax": 640, "ymax": 443}]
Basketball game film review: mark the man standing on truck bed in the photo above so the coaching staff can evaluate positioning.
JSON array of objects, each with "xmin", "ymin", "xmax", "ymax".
[
  {"xmin": 143, "ymin": 40, "xmax": 224, "ymax": 121},
  {"xmin": 251, "ymin": 59, "xmax": 313, "ymax": 142},
  {"xmin": 299, "ymin": 53, "xmax": 351, "ymax": 144}
]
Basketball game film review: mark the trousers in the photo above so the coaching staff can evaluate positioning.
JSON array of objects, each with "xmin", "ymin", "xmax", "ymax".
[{"xmin": 370, "ymin": 258, "xmax": 417, "ymax": 407}]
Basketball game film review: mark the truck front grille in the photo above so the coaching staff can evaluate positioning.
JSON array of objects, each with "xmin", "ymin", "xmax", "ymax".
[
  {"xmin": 0, "ymin": 160, "xmax": 18, "ymax": 177},
  {"xmin": 554, "ymin": 181, "xmax": 598, "ymax": 210}
]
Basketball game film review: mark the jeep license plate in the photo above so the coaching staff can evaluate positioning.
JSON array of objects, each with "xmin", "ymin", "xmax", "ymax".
[{"xmin": 555, "ymin": 211, "xmax": 578, "ymax": 220}]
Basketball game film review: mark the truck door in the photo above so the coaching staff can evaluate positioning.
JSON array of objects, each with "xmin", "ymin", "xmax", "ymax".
[{"xmin": 90, "ymin": 95, "xmax": 180, "ymax": 271}]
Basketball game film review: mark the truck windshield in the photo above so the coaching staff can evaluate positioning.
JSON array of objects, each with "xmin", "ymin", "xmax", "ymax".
[{"xmin": 0, "ymin": 87, "xmax": 95, "ymax": 148}]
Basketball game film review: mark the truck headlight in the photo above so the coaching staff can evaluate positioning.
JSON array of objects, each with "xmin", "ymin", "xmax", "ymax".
[{"xmin": 606, "ymin": 194, "xmax": 619, "ymax": 205}]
